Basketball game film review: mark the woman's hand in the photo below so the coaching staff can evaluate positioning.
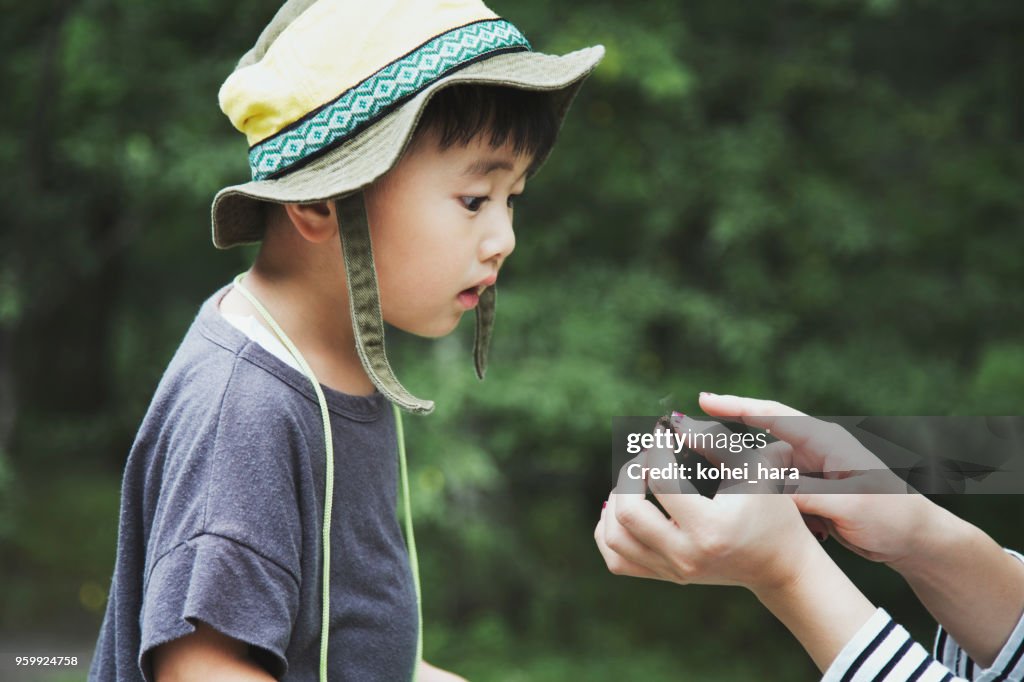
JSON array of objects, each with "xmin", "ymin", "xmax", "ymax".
[
  {"xmin": 594, "ymin": 427, "xmax": 822, "ymax": 597},
  {"xmin": 693, "ymin": 393, "xmax": 1024, "ymax": 668},
  {"xmin": 693, "ymin": 392, "xmax": 938, "ymax": 567},
  {"xmin": 593, "ymin": 422, "xmax": 877, "ymax": 671}
]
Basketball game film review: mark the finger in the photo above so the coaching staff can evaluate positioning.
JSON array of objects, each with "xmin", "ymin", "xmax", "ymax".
[
  {"xmin": 699, "ymin": 393, "xmax": 878, "ymax": 481},
  {"xmin": 759, "ymin": 440, "xmax": 795, "ymax": 469},
  {"xmin": 672, "ymin": 406, "xmax": 805, "ymax": 481},
  {"xmin": 798, "ymin": 466, "xmax": 908, "ymax": 498},
  {"xmin": 609, "ymin": 477, "xmax": 683, "ymax": 562},
  {"xmin": 666, "ymin": 413, "xmax": 747, "ymax": 468},
  {"xmin": 668, "ymin": 415, "xmax": 801, "ymax": 492},
  {"xmin": 698, "ymin": 393, "xmax": 818, "ymax": 451},
  {"xmin": 617, "ymin": 424, "xmax": 688, "ymax": 498},
  {"xmin": 789, "ymin": 488, "xmax": 860, "ymax": 544},
  {"xmin": 641, "ymin": 441, "xmax": 715, "ymax": 531},
  {"xmin": 642, "ymin": 433, "xmax": 700, "ymax": 497},
  {"xmin": 790, "ymin": 476, "xmax": 856, "ymax": 494},
  {"xmin": 612, "ymin": 449, "xmax": 687, "ymax": 565},
  {"xmin": 602, "ymin": 493, "xmax": 677, "ymax": 578},
  {"xmin": 615, "ymin": 449, "xmax": 650, "ymax": 499},
  {"xmin": 594, "ymin": 514, "xmax": 662, "ymax": 580},
  {"xmin": 789, "ymin": 485, "xmax": 858, "ymax": 522}
]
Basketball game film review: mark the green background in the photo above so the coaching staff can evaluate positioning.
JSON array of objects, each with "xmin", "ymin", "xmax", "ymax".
[{"xmin": 1, "ymin": 0, "xmax": 1021, "ymax": 679}]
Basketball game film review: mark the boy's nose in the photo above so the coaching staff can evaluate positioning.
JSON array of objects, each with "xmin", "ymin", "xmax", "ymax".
[{"xmin": 479, "ymin": 212, "xmax": 516, "ymax": 264}]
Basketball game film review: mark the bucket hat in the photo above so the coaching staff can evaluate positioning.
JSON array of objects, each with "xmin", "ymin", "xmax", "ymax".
[{"xmin": 212, "ymin": 0, "xmax": 604, "ymax": 414}]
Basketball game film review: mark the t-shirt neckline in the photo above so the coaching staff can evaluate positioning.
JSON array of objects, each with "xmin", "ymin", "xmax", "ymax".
[{"xmin": 198, "ymin": 281, "xmax": 389, "ymax": 422}]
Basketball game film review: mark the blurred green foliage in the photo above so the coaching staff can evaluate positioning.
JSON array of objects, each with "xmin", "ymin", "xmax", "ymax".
[{"xmin": 2, "ymin": 0, "xmax": 1022, "ymax": 679}]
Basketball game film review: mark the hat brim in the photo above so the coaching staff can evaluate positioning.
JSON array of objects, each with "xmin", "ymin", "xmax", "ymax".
[{"xmin": 211, "ymin": 44, "xmax": 605, "ymax": 249}]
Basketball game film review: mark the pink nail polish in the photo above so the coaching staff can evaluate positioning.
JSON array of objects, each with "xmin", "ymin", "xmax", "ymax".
[
  {"xmin": 602, "ymin": 501, "xmax": 607, "ymax": 509},
  {"xmin": 671, "ymin": 411, "xmax": 685, "ymax": 418}
]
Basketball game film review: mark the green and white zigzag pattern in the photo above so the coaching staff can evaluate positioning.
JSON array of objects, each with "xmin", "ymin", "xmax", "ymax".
[{"xmin": 249, "ymin": 18, "xmax": 531, "ymax": 181}]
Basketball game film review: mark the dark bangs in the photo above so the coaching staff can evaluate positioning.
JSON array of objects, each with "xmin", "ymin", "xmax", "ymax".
[{"xmin": 412, "ymin": 84, "xmax": 562, "ymax": 170}]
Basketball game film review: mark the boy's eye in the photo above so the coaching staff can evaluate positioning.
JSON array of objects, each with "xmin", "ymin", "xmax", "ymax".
[{"xmin": 461, "ymin": 194, "xmax": 522, "ymax": 212}]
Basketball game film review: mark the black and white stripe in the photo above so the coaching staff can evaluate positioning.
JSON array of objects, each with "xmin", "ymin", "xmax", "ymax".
[
  {"xmin": 824, "ymin": 548, "xmax": 1024, "ymax": 681},
  {"xmin": 932, "ymin": 549, "xmax": 1024, "ymax": 681},
  {"xmin": 934, "ymin": 618, "xmax": 1024, "ymax": 682},
  {"xmin": 824, "ymin": 609, "xmax": 967, "ymax": 682}
]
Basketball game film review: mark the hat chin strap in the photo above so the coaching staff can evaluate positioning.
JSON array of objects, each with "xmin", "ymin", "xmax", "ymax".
[
  {"xmin": 473, "ymin": 284, "xmax": 495, "ymax": 380},
  {"xmin": 335, "ymin": 193, "xmax": 496, "ymax": 415}
]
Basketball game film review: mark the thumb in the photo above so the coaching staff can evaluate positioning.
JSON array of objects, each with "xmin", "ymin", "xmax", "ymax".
[{"xmin": 789, "ymin": 483, "xmax": 849, "ymax": 520}]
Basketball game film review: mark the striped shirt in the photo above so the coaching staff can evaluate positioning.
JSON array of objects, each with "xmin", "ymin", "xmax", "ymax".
[{"xmin": 823, "ymin": 550, "xmax": 1024, "ymax": 682}]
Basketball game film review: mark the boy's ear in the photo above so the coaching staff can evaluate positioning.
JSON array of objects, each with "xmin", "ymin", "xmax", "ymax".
[{"xmin": 282, "ymin": 201, "xmax": 338, "ymax": 244}]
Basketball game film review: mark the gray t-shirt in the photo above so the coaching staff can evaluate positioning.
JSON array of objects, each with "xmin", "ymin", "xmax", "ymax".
[{"xmin": 88, "ymin": 282, "xmax": 418, "ymax": 681}]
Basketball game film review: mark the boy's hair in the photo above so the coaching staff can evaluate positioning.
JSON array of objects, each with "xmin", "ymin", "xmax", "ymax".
[
  {"xmin": 262, "ymin": 84, "xmax": 561, "ymax": 233},
  {"xmin": 409, "ymin": 84, "xmax": 562, "ymax": 174}
]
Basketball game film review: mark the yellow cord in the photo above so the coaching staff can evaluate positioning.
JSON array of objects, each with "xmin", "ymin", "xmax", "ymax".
[
  {"xmin": 229, "ymin": 273, "xmax": 335, "ymax": 681},
  {"xmin": 230, "ymin": 272, "xmax": 422, "ymax": 682},
  {"xmin": 394, "ymin": 403, "xmax": 423, "ymax": 681}
]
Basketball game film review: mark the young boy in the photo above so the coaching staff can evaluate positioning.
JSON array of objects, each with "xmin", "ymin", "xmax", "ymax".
[{"xmin": 88, "ymin": 0, "xmax": 603, "ymax": 680}]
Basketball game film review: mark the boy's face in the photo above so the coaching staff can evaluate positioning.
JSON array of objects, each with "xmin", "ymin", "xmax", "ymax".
[{"xmin": 363, "ymin": 125, "xmax": 532, "ymax": 338}]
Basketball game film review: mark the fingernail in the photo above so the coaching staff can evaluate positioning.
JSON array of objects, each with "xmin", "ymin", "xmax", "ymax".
[
  {"xmin": 671, "ymin": 411, "xmax": 685, "ymax": 418},
  {"xmin": 700, "ymin": 392, "xmax": 716, "ymax": 398},
  {"xmin": 602, "ymin": 501, "xmax": 607, "ymax": 509}
]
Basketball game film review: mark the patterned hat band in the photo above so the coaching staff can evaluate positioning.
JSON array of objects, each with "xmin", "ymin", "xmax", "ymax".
[{"xmin": 248, "ymin": 18, "xmax": 531, "ymax": 182}]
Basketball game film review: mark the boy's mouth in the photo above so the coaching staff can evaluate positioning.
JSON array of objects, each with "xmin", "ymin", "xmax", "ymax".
[
  {"xmin": 457, "ymin": 285, "xmax": 485, "ymax": 309},
  {"xmin": 458, "ymin": 286, "xmax": 481, "ymax": 307},
  {"xmin": 457, "ymin": 274, "xmax": 497, "ymax": 309}
]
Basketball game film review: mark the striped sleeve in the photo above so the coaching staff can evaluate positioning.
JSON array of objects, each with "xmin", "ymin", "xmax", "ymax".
[
  {"xmin": 822, "ymin": 608, "xmax": 968, "ymax": 682},
  {"xmin": 933, "ymin": 549, "xmax": 1024, "ymax": 682}
]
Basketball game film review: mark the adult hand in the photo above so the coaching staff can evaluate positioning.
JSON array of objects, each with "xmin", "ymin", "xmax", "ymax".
[
  {"xmin": 593, "ymin": 422, "xmax": 878, "ymax": 672},
  {"xmin": 693, "ymin": 393, "xmax": 935, "ymax": 567},
  {"xmin": 694, "ymin": 393, "xmax": 1024, "ymax": 669},
  {"xmin": 594, "ymin": 425, "xmax": 822, "ymax": 596}
]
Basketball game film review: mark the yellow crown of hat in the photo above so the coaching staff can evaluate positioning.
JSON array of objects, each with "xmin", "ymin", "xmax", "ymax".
[{"xmin": 219, "ymin": 0, "xmax": 532, "ymax": 181}]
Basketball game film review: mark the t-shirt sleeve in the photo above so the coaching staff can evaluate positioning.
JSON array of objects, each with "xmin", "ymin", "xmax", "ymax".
[
  {"xmin": 136, "ymin": 361, "xmax": 307, "ymax": 681},
  {"xmin": 933, "ymin": 549, "xmax": 1024, "ymax": 681},
  {"xmin": 821, "ymin": 608, "xmax": 968, "ymax": 682},
  {"xmin": 139, "ymin": 534, "xmax": 300, "ymax": 681}
]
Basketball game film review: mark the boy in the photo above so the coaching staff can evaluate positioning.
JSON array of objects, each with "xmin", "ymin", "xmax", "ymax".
[{"xmin": 88, "ymin": 0, "xmax": 603, "ymax": 679}]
